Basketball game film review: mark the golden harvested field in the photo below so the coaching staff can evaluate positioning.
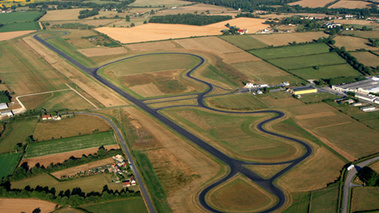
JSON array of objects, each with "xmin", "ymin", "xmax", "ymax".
[
  {"xmin": 329, "ymin": 0, "xmax": 370, "ymax": 9},
  {"xmin": 33, "ymin": 114, "xmax": 112, "ymax": 141},
  {"xmin": 0, "ymin": 198, "xmax": 57, "ymax": 213},
  {"xmin": 278, "ymin": 147, "xmax": 345, "ymax": 192},
  {"xmin": 51, "ymin": 157, "xmax": 115, "ymax": 179},
  {"xmin": 351, "ymin": 52, "xmax": 379, "ymax": 67},
  {"xmin": 251, "ymin": 32, "xmax": 327, "ymax": 46},
  {"xmin": 244, "ymin": 164, "xmax": 290, "ymax": 179},
  {"xmin": 0, "ymin": 30, "xmax": 36, "ymax": 41},
  {"xmin": 96, "ymin": 17, "xmax": 268, "ymax": 44},
  {"xmin": 207, "ymin": 174, "xmax": 277, "ymax": 212},
  {"xmin": 19, "ymin": 145, "xmax": 119, "ymax": 167},
  {"xmin": 288, "ymin": 0, "xmax": 335, "ymax": 8},
  {"xmin": 23, "ymin": 36, "xmax": 127, "ymax": 107},
  {"xmin": 157, "ymin": 3, "xmax": 238, "ymax": 16},
  {"xmin": 0, "ymin": 39, "xmax": 67, "ymax": 95},
  {"xmin": 125, "ymin": 40, "xmax": 179, "ymax": 52},
  {"xmin": 40, "ymin": 9, "xmax": 84, "ymax": 21},
  {"xmin": 78, "ymin": 47, "xmax": 128, "ymax": 57},
  {"xmin": 334, "ymin": 36, "xmax": 379, "ymax": 51},
  {"xmin": 231, "ymin": 60, "xmax": 304, "ymax": 84},
  {"xmin": 130, "ymin": 0, "xmax": 191, "ymax": 7}
]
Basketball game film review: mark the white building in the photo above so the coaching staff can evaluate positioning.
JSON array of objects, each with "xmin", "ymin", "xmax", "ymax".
[
  {"xmin": 332, "ymin": 77, "xmax": 379, "ymax": 94},
  {"xmin": 0, "ymin": 110, "xmax": 13, "ymax": 117},
  {"xmin": 360, "ymin": 106, "xmax": 376, "ymax": 112},
  {"xmin": 0, "ymin": 103, "xmax": 8, "ymax": 110}
]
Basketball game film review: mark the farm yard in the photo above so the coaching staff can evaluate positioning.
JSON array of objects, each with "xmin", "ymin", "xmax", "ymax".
[{"xmin": 25, "ymin": 131, "xmax": 117, "ymax": 158}]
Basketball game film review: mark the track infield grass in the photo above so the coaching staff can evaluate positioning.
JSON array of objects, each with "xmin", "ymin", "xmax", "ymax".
[
  {"xmin": 81, "ymin": 198, "xmax": 148, "ymax": 213},
  {"xmin": 25, "ymin": 131, "xmax": 117, "ymax": 158},
  {"xmin": 0, "ymin": 153, "xmax": 22, "ymax": 179},
  {"xmin": 249, "ymin": 43, "xmax": 330, "ymax": 59},
  {"xmin": 207, "ymin": 174, "xmax": 277, "ymax": 212},
  {"xmin": 205, "ymin": 93, "xmax": 269, "ymax": 111}
]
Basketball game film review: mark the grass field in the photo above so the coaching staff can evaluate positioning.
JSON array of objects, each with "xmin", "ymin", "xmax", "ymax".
[
  {"xmin": 25, "ymin": 131, "xmax": 117, "ymax": 158},
  {"xmin": 0, "ymin": 119, "xmax": 38, "ymax": 154},
  {"xmin": 207, "ymin": 174, "xmax": 277, "ymax": 212},
  {"xmin": 310, "ymin": 187, "xmax": 338, "ymax": 213},
  {"xmin": 231, "ymin": 60, "xmax": 305, "ymax": 84},
  {"xmin": 206, "ymin": 93, "xmax": 269, "ymax": 110},
  {"xmin": 249, "ymin": 43, "xmax": 330, "ymax": 59},
  {"xmin": 0, "ymin": 12, "xmax": 43, "ymax": 24},
  {"xmin": 220, "ymin": 35, "xmax": 268, "ymax": 50},
  {"xmin": 33, "ymin": 114, "xmax": 111, "ymax": 141},
  {"xmin": 334, "ymin": 35, "xmax": 378, "ymax": 51},
  {"xmin": 283, "ymin": 192, "xmax": 310, "ymax": 212},
  {"xmin": 81, "ymin": 198, "xmax": 148, "ymax": 213},
  {"xmin": 341, "ymin": 31, "xmax": 379, "ymax": 39},
  {"xmin": 0, "ymin": 39, "xmax": 67, "ymax": 95},
  {"xmin": 201, "ymin": 64, "xmax": 242, "ymax": 88},
  {"xmin": 299, "ymin": 93, "xmax": 341, "ymax": 104},
  {"xmin": 19, "ymin": 91, "xmax": 94, "ymax": 111},
  {"xmin": 351, "ymin": 51, "xmax": 379, "ymax": 67},
  {"xmin": 130, "ymin": 0, "xmax": 191, "ymax": 7},
  {"xmin": 11, "ymin": 173, "xmax": 124, "ymax": 193},
  {"xmin": 0, "ymin": 153, "xmax": 22, "ymax": 179},
  {"xmin": 288, "ymin": 64, "xmax": 362, "ymax": 80},
  {"xmin": 332, "ymin": 103, "xmax": 379, "ymax": 131},
  {"xmin": 251, "ymin": 32, "xmax": 327, "ymax": 46},
  {"xmin": 268, "ymin": 53, "xmax": 346, "ymax": 70},
  {"xmin": 162, "ymin": 107, "xmax": 305, "ymax": 162},
  {"xmin": 351, "ymin": 187, "xmax": 379, "ymax": 212},
  {"xmin": 0, "ymin": 22, "xmax": 40, "ymax": 32}
]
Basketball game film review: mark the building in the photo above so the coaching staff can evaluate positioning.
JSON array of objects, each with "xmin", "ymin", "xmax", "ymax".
[
  {"xmin": 356, "ymin": 93, "xmax": 377, "ymax": 102},
  {"xmin": 343, "ymin": 99, "xmax": 355, "ymax": 104},
  {"xmin": 122, "ymin": 180, "xmax": 131, "ymax": 187},
  {"xmin": 0, "ymin": 110, "xmax": 13, "ymax": 117},
  {"xmin": 237, "ymin": 29, "xmax": 248, "ymax": 35},
  {"xmin": 360, "ymin": 106, "xmax": 376, "ymax": 112},
  {"xmin": 332, "ymin": 77, "xmax": 379, "ymax": 94},
  {"xmin": 287, "ymin": 86, "xmax": 317, "ymax": 95},
  {"xmin": 0, "ymin": 103, "xmax": 8, "ymax": 110},
  {"xmin": 352, "ymin": 102, "xmax": 363, "ymax": 107},
  {"xmin": 42, "ymin": 114, "xmax": 52, "ymax": 120}
]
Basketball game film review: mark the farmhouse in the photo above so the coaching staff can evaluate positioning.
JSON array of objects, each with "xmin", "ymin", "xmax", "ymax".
[
  {"xmin": 360, "ymin": 106, "xmax": 376, "ymax": 112},
  {"xmin": 122, "ymin": 180, "xmax": 131, "ymax": 187},
  {"xmin": 332, "ymin": 76, "xmax": 379, "ymax": 94},
  {"xmin": 42, "ymin": 114, "xmax": 52, "ymax": 120},
  {"xmin": 287, "ymin": 86, "xmax": 317, "ymax": 95},
  {"xmin": 0, "ymin": 103, "xmax": 8, "ymax": 110}
]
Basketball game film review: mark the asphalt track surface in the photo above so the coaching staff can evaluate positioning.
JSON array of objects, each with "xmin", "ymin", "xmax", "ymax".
[{"xmin": 34, "ymin": 33, "xmax": 313, "ymax": 213}]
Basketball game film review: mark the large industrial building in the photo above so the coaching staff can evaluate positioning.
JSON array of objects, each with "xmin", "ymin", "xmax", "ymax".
[{"xmin": 332, "ymin": 76, "xmax": 379, "ymax": 94}]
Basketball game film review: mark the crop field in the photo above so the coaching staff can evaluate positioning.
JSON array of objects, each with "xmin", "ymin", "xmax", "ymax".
[
  {"xmin": 299, "ymin": 93, "xmax": 340, "ymax": 104},
  {"xmin": 0, "ymin": 39, "xmax": 67, "ymax": 95},
  {"xmin": 288, "ymin": 64, "xmax": 361, "ymax": 80},
  {"xmin": 40, "ymin": 9, "xmax": 82, "ymax": 21},
  {"xmin": 0, "ymin": 119, "xmax": 38, "ymax": 154},
  {"xmin": 25, "ymin": 131, "xmax": 117, "ymax": 158},
  {"xmin": 0, "ymin": 198, "xmax": 56, "ymax": 213},
  {"xmin": 11, "ymin": 173, "xmax": 124, "ymax": 193},
  {"xmin": 288, "ymin": 0, "xmax": 335, "ymax": 7},
  {"xmin": 0, "ymin": 11, "xmax": 42, "ymax": 24},
  {"xmin": 0, "ymin": 153, "xmax": 22, "ymax": 179},
  {"xmin": 335, "ymin": 106, "xmax": 379, "ymax": 132},
  {"xmin": 334, "ymin": 36, "xmax": 379, "ymax": 51},
  {"xmin": 207, "ymin": 174, "xmax": 277, "ymax": 212},
  {"xmin": 20, "ymin": 91, "xmax": 95, "ymax": 111},
  {"xmin": 342, "ymin": 31, "xmax": 379, "ymax": 39},
  {"xmin": 251, "ymin": 32, "xmax": 327, "ymax": 46},
  {"xmin": 309, "ymin": 187, "xmax": 338, "ymax": 213},
  {"xmin": 220, "ymin": 35, "xmax": 268, "ymax": 50},
  {"xmin": 250, "ymin": 43, "xmax": 330, "ymax": 59},
  {"xmin": 81, "ymin": 198, "xmax": 148, "ymax": 213},
  {"xmin": 231, "ymin": 60, "xmax": 305, "ymax": 84},
  {"xmin": 351, "ymin": 187, "xmax": 379, "ymax": 212},
  {"xmin": 96, "ymin": 17, "xmax": 268, "ymax": 44},
  {"xmin": 0, "ymin": 30, "xmax": 36, "ymax": 41},
  {"xmin": 206, "ymin": 93, "xmax": 269, "ymax": 111},
  {"xmin": 351, "ymin": 52, "xmax": 379, "ymax": 67},
  {"xmin": 329, "ymin": 0, "xmax": 370, "ymax": 9},
  {"xmin": 162, "ymin": 107, "xmax": 306, "ymax": 162},
  {"xmin": 0, "ymin": 22, "xmax": 40, "ymax": 32},
  {"xmin": 33, "ymin": 114, "xmax": 111, "ymax": 141},
  {"xmin": 268, "ymin": 53, "xmax": 346, "ymax": 70},
  {"xmin": 46, "ymin": 37, "xmax": 96, "ymax": 67},
  {"xmin": 158, "ymin": 3, "xmax": 237, "ymax": 16}
]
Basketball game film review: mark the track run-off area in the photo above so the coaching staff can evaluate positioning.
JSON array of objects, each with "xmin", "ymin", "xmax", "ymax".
[{"xmin": 34, "ymin": 33, "xmax": 313, "ymax": 213}]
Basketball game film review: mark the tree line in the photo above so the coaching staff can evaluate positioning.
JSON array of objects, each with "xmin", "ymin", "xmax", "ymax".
[
  {"xmin": 149, "ymin": 14, "xmax": 232, "ymax": 26},
  {"xmin": 78, "ymin": 9, "xmax": 99, "ymax": 19},
  {"xmin": 331, "ymin": 46, "xmax": 375, "ymax": 75}
]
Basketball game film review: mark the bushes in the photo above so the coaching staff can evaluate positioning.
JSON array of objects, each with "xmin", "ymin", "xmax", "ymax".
[{"xmin": 0, "ymin": 90, "xmax": 12, "ymax": 103}]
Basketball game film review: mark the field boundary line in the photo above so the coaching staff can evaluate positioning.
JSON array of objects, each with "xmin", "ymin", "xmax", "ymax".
[{"xmin": 65, "ymin": 83, "xmax": 98, "ymax": 109}]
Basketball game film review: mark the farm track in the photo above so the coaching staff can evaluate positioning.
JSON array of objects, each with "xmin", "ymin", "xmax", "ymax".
[{"xmin": 34, "ymin": 33, "xmax": 313, "ymax": 213}]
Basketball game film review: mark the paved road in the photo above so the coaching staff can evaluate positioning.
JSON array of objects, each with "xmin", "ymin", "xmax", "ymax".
[
  {"xmin": 341, "ymin": 156, "xmax": 379, "ymax": 213},
  {"xmin": 34, "ymin": 33, "xmax": 313, "ymax": 212}
]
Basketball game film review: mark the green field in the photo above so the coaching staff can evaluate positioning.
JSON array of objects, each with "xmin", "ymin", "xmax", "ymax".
[
  {"xmin": 25, "ymin": 131, "xmax": 117, "ymax": 158},
  {"xmin": 12, "ymin": 173, "xmax": 124, "ymax": 193},
  {"xmin": 202, "ymin": 64, "xmax": 241, "ymax": 87},
  {"xmin": 351, "ymin": 187, "xmax": 379, "ymax": 212},
  {"xmin": 0, "ymin": 22, "xmax": 40, "ymax": 32},
  {"xmin": 0, "ymin": 12, "xmax": 43, "ymax": 24},
  {"xmin": 220, "ymin": 35, "xmax": 268, "ymax": 50},
  {"xmin": 0, "ymin": 153, "xmax": 22, "ymax": 179},
  {"xmin": 0, "ymin": 119, "xmax": 38, "ymax": 154},
  {"xmin": 206, "ymin": 93, "xmax": 268, "ymax": 110},
  {"xmin": 249, "ymin": 44, "xmax": 330, "ymax": 59},
  {"xmin": 288, "ymin": 64, "xmax": 361, "ymax": 80},
  {"xmin": 310, "ymin": 187, "xmax": 338, "ymax": 213},
  {"xmin": 283, "ymin": 192, "xmax": 310, "ymax": 213},
  {"xmin": 162, "ymin": 108, "xmax": 305, "ymax": 162},
  {"xmin": 82, "ymin": 198, "xmax": 148, "ymax": 213},
  {"xmin": 299, "ymin": 93, "xmax": 341, "ymax": 104},
  {"xmin": 45, "ymin": 37, "xmax": 96, "ymax": 67},
  {"xmin": 268, "ymin": 53, "xmax": 346, "ymax": 70}
]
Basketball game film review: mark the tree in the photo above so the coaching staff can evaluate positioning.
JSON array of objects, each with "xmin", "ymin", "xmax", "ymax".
[
  {"xmin": 130, "ymin": 23, "xmax": 135, "ymax": 27},
  {"xmin": 150, "ymin": 9, "xmax": 155, "ymax": 15},
  {"xmin": 125, "ymin": 15, "xmax": 130, "ymax": 22}
]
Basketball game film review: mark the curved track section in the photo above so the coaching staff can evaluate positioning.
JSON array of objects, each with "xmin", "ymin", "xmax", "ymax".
[{"xmin": 34, "ymin": 33, "xmax": 312, "ymax": 213}]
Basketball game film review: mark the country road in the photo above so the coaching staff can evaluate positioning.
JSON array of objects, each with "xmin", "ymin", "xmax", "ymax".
[
  {"xmin": 34, "ymin": 33, "xmax": 313, "ymax": 212},
  {"xmin": 341, "ymin": 156, "xmax": 379, "ymax": 213}
]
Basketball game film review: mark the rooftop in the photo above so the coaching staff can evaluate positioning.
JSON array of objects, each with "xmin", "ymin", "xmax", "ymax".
[{"xmin": 335, "ymin": 77, "xmax": 379, "ymax": 93}]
